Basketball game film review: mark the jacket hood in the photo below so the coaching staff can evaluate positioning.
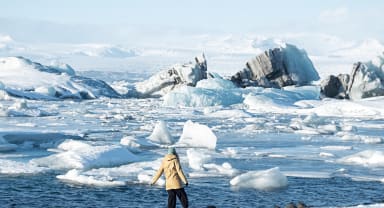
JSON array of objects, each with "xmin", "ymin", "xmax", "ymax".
[{"xmin": 165, "ymin": 154, "xmax": 178, "ymax": 161}]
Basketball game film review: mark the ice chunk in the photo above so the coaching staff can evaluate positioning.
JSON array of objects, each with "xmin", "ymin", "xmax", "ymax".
[
  {"xmin": 148, "ymin": 120, "xmax": 173, "ymax": 144},
  {"xmin": 187, "ymin": 148, "xmax": 212, "ymax": 170},
  {"xmin": 177, "ymin": 120, "xmax": 217, "ymax": 149},
  {"xmin": 205, "ymin": 109, "xmax": 251, "ymax": 118},
  {"xmin": 202, "ymin": 162, "xmax": 238, "ymax": 177},
  {"xmin": 120, "ymin": 136, "xmax": 156, "ymax": 152},
  {"xmin": 57, "ymin": 169, "xmax": 125, "ymax": 186},
  {"xmin": 320, "ymin": 146, "xmax": 353, "ymax": 151},
  {"xmin": 0, "ymin": 159, "xmax": 46, "ymax": 175},
  {"xmin": 338, "ymin": 150, "xmax": 384, "ymax": 167},
  {"xmin": 283, "ymin": 171, "xmax": 332, "ymax": 178},
  {"xmin": 31, "ymin": 140, "xmax": 138, "ymax": 170},
  {"xmin": 230, "ymin": 167, "xmax": 288, "ymax": 190}
]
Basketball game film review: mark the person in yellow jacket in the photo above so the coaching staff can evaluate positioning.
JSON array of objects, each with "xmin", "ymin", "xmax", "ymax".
[{"xmin": 151, "ymin": 147, "xmax": 189, "ymax": 208}]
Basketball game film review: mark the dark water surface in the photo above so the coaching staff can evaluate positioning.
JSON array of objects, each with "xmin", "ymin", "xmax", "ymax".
[{"xmin": 1, "ymin": 174, "xmax": 384, "ymax": 208}]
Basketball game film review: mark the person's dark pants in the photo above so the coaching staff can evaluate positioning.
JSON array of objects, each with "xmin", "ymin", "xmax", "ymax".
[{"xmin": 167, "ymin": 188, "xmax": 188, "ymax": 208}]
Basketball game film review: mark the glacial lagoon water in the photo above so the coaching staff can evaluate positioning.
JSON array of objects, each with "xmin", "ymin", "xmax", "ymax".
[{"xmin": 1, "ymin": 72, "xmax": 384, "ymax": 208}]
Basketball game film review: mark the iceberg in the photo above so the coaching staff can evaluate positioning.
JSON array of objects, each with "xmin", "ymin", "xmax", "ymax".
[
  {"xmin": 321, "ymin": 53, "xmax": 384, "ymax": 100},
  {"xmin": 0, "ymin": 56, "xmax": 120, "ymax": 100},
  {"xmin": 133, "ymin": 55, "xmax": 207, "ymax": 97},
  {"xmin": 231, "ymin": 44, "xmax": 319, "ymax": 88}
]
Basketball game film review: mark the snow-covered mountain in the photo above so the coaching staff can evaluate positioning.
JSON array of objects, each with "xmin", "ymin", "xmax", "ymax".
[{"xmin": 71, "ymin": 44, "xmax": 138, "ymax": 58}]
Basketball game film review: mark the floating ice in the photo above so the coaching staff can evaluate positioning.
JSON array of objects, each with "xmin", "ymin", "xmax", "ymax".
[
  {"xmin": 230, "ymin": 167, "xmax": 288, "ymax": 190},
  {"xmin": 6, "ymin": 99, "xmax": 54, "ymax": 117},
  {"xmin": 0, "ymin": 159, "xmax": 46, "ymax": 175},
  {"xmin": 148, "ymin": 120, "xmax": 173, "ymax": 144},
  {"xmin": 58, "ymin": 159, "xmax": 165, "ymax": 187},
  {"xmin": 341, "ymin": 135, "xmax": 383, "ymax": 144},
  {"xmin": 177, "ymin": 120, "xmax": 217, "ymax": 149},
  {"xmin": 319, "ymin": 152, "xmax": 335, "ymax": 157},
  {"xmin": 205, "ymin": 109, "xmax": 252, "ymax": 118},
  {"xmin": 283, "ymin": 171, "xmax": 332, "ymax": 179},
  {"xmin": 57, "ymin": 169, "xmax": 126, "ymax": 186},
  {"xmin": 338, "ymin": 150, "xmax": 384, "ymax": 167},
  {"xmin": 320, "ymin": 146, "xmax": 353, "ymax": 151},
  {"xmin": 163, "ymin": 86, "xmax": 243, "ymax": 107},
  {"xmin": 202, "ymin": 162, "xmax": 238, "ymax": 177},
  {"xmin": 31, "ymin": 140, "xmax": 138, "ymax": 170},
  {"xmin": 120, "ymin": 136, "xmax": 156, "ymax": 151},
  {"xmin": 290, "ymin": 113, "xmax": 341, "ymax": 135},
  {"xmin": 187, "ymin": 148, "xmax": 212, "ymax": 170}
]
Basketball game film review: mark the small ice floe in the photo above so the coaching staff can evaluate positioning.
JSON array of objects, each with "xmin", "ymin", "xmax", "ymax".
[
  {"xmin": 320, "ymin": 145, "xmax": 353, "ymax": 151},
  {"xmin": 148, "ymin": 120, "xmax": 174, "ymax": 144},
  {"xmin": 120, "ymin": 136, "xmax": 155, "ymax": 152},
  {"xmin": 221, "ymin": 147, "xmax": 238, "ymax": 158},
  {"xmin": 186, "ymin": 148, "xmax": 238, "ymax": 177},
  {"xmin": 205, "ymin": 109, "xmax": 252, "ymax": 119},
  {"xmin": 338, "ymin": 150, "xmax": 384, "ymax": 167},
  {"xmin": 31, "ymin": 139, "xmax": 138, "ymax": 170},
  {"xmin": 177, "ymin": 120, "xmax": 217, "ymax": 149},
  {"xmin": 187, "ymin": 148, "xmax": 212, "ymax": 171},
  {"xmin": 6, "ymin": 100, "xmax": 55, "ymax": 117},
  {"xmin": 230, "ymin": 167, "xmax": 288, "ymax": 190},
  {"xmin": 59, "ymin": 158, "xmax": 165, "ymax": 187},
  {"xmin": 0, "ymin": 159, "xmax": 47, "ymax": 175},
  {"xmin": 57, "ymin": 169, "xmax": 126, "ymax": 187},
  {"xmin": 290, "ymin": 113, "xmax": 341, "ymax": 135},
  {"xmin": 283, "ymin": 171, "xmax": 332, "ymax": 179},
  {"xmin": 319, "ymin": 152, "xmax": 335, "ymax": 158},
  {"xmin": 341, "ymin": 135, "xmax": 383, "ymax": 144}
]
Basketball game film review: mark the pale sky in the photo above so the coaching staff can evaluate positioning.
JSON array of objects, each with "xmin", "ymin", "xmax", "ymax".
[{"xmin": 0, "ymin": 0, "xmax": 383, "ymax": 44}]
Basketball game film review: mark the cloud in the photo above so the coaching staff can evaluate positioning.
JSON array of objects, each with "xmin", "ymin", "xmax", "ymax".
[{"xmin": 318, "ymin": 7, "xmax": 349, "ymax": 23}]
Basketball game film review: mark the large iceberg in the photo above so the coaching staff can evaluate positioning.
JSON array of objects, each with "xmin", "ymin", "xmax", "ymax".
[
  {"xmin": 321, "ymin": 54, "xmax": 384, "ymax": 100},
  {"xmin": 230, "ymin": 44, "xmax": 320, "ymax": 88},
  {"xmin": 0, "ymin": 56, "xmax": 121, "ymax": 100},
  {"xmin": 133, "ymin": 55, "xmax": 207, "ymax": 98}
]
